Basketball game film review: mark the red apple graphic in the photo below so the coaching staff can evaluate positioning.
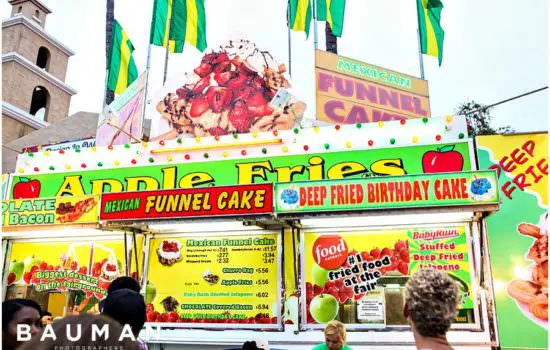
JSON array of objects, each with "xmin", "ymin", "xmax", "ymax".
[
  {"xmin": 422, "ymin": 145, "xmax": 464, "ymax": 173},
  {"xmin": 13, "ymin": 178, "xmax": 41, "ymax": 199}
]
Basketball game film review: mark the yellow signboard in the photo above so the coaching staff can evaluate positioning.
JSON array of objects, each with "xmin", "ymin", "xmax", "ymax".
[
  {"xmin": 2, "ymin": 195, "xmax": 99, "ymax": 227},
  {"xmin": 315, "ymin": 50, "xmax": 430, "ymax": 124}
]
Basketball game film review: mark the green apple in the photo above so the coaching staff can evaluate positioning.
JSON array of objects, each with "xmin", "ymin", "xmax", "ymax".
[
  {"xmin": 284, "ymin": 295, "xmax": 298, "ymax": 324},
  {"xmin": 23, "ymin": 255, "xmax": 41, "ymax": 274},
  {"xmin": 9, "ymin": 259, "xmax": 24, "ymax": 281},
  {"xmin": 310, "ymin": 294, "xmax": 339, "ymax": 323},
  {"xmin": 145, "ymin": 281, "xmax": 157, "ymax": 304},
  {"xmin": 312, "ymin": 263, "xmax": 330, "ymax": 287}
]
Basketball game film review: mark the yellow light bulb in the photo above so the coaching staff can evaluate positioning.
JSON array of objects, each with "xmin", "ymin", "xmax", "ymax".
[
  {"xmin": 251, "ymin": 131, "xmax": 258, "ymax": 138},
  {"xmin": 378, "ymin": 121, "xmax": 384, "ymax": 128},
  {"xmin": 65, "ymin": 164, "xmax": 71, "ymax": 170},
  {"xmin": 114, "ymin": 161, "xmax": 120, "ymax": 166},
  {"xmin": 313, "ymin": 127, "xmax": 320, "ymax": 133},
  {"xmin": 91, "ymin": 147, "xmax": 97, "ymax": 152},
  {"xmin": 17, "ymin": 168, "xmax": 24, "ymax": 173},
  {"xmin": 195, "ymin": 137, "xmax": 201, "ymax": 143},
  {"xmin": 345, "ymin": 141, "xmax": 352, "ymax": 148},
  {"xmin": 167, "ymin": 156, "xmax": 173, "ymax": 162},
  {"xmin": 44, "ymin": 151, "xmax": 50, "ymax": 156},
  {"xmin": 412, "ymin": 136, "xmax": 419, "ymax": 143},
  {"xmin": 446, "ymin": 115, "xmax": 453, "ymax": 123},
  {"xmin": 282, "ymin": 146, "xmax": 289, "ymax": 153},
  {"xmin": 142, "ymin": 142, "xmax": 148, "ymax": 148},
  {"xmin": 222, "ymin": 151, "xmax": 229, "ymax": 158}
]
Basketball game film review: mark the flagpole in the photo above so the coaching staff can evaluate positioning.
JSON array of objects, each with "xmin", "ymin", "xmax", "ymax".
[
  {"xmin": 287, "ymin": 0, "xmax": 292, "ymax": 77},
  {"xmin": 163, "ymin": 18, "xmax": 172, "ymax": 84},
  {"xmin": 311, "ymin": 0, "xmax": 318, "ymax": 50},
  {"xmin": 415, "ymin": 2, "xmax": 425, "ymax": 80},
  {"xmin": 140, "ymin": 44, "xmax": 153, "ymax": 140}
]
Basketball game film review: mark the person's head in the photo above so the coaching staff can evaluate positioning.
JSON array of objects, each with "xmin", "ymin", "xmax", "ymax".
[
  {"xmin": 101, "ymin": 288, "xmax": 146, "ymax": 337},
  {"xmin": 242, "ymin": 340, "xmax": 269, "ymax": 350},
  {"xmin": 324, "ymin": 320, "xmax": 346, "ymax": 350},
  {"xmin": 99, "ymin": 276, "xmax": 141, "ymax": 312},
  {"xmin": 40, "ymin": 311, "xmax": 53, "ymax": 326},
  {"xmin": 19, "ymin": 314, "xmax": 141, "ymax": 350},
  {"xmin": 404, "ymin": 269, "xmax": 459, "ymax": 338},
  {"xmin": 2, "ymin": 299, "xmax": 42, "ymax": 350},
  {"xmin": 107, "ymin": 276, "xmax": 141, "ymax": 294}
]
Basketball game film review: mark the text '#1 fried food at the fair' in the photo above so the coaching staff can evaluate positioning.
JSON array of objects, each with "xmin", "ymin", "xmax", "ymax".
[{"xmin": 477, "ymin": 133, "xmax": 548, "ymax": 349}]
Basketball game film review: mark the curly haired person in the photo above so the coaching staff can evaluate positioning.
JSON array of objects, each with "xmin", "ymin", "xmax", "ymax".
[
  {"xmin": 313, "ymin": 320, "xmax": 351, "ymax": 350},
  {"xmin": 404, "ymin": 269, "xmax": 460, "ymax": 350}
]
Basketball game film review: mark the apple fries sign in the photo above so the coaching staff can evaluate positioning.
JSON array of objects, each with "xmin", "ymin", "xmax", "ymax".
[{"xmin": 275, "ymin": 171, "xmax": 499, "ymax": 213}]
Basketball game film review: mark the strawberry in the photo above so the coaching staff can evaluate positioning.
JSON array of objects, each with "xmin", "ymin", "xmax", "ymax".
[
  {"xmin": 101, "ymin": 258, "xmax": 108, "ymax": 265},
  {"xmin": 208, "ymin": 127, "xmax": 228, "ymax": 136},
  {"xmin": 313, "ymin": 284, "xmax": 325, "ymax": 296},
  {"xmin": 228, "ymin": 100, "xmax": 251, "ymax": 133},
  {"xmin": 354, "ymin": 293, "xmax": 365, "ymax": 301},
  {"xmin": 398, "ymin": 262, "xmax": 409, "ymax": 275},
  {"xmin": 146, "ymin": 304, "xmax": 155, "ymax": 313},
  {"xmin": 305, "ymin": 282, "xmax": 313, "ymax": 294},
  {"xmin": 399, "ymin": 249, "xmax": 410, "ymax": 262},
  {"xmin": 284, "ymin": 319, "xmax": 294, "ymax": 325},
  {"xmin": 70, "ymin": 261, "xmax": 78, "ymax": 270},
  {"xmin": 250, "ymin": 104, "xmax": 274, "ymax": 117},
  {"xmin": 226, "ymin": 72, "xmax": 248, "ymax": 89},
  {"xmin": 214, "ymin": 71, "xmax": 233, "ymax": 86},
  {"xmin": 395, "ymin": 240, "xmax": 407, "ymax": 252},
  {"xmin": 176, "ymin": 318, "xmax": 185, "ymax": 323},
  {"xmin": 370, "ymin": 248, "xmax": 381, "ymax": 259},
  {"xmin": 189, "ymin": 96, "xmax": 210, "ymax": 118},
  {"xmin": 334, "ymin": 279, "xmax": 344, "ymax": 288},
  {"xmin": 147, "ymin": 311, "xmax": 160, "ymax": 322},
  {"xmin": 193, "ymin": 63, "xmax": 212, "ymax": 78},
  {"xmin": 168, "ymin": 311, "xmax": 179, "ymax": 322},
  {"xmin": 159, "ymin": 313, "xmax": 169, "ymax": 323},
  {"xmin": 30, "ymin": 265, "xmax": 38, "ymax": 273},
  {"xmin": 39, "ymin": 262, "xmax": 48, "ymax": 270},
  {"xmin": 361, "ymin": 251, "xmax": 370, "ymax": 260},
  {"xmin": 7, "ymin": 272, "xmax": 16, "ymax": 285},
  {"xmin": 381, "ymin": 247, "xmax": 392, "ymax": 257},
  {"xmin": 324, "ymin": 280, "xmax": 335, "ymax": 289},
  {"xmin": 192, "ymin": 76, "xmax": 210, "ymax": 94},
  {"xmin": 213, "ymin": 60, "xmax": 231, "ymax": 74},
  {"xmin": 271, "ymin": 317, "xmax": 278, "ymax": 324},
  {"xmin": 206, "ymin": 86, "xmax": 233, "ymax": 113},
  {"xmin": 78, "ymin": 266, "xmax": 87, "ymax": 274},
  {"xmin": 23, "ymin": 272, "xmax": 32, "ymax": 284},
  {"xmin": 247, "ymin": 92, "xmax": 267, "ymax": 107}
]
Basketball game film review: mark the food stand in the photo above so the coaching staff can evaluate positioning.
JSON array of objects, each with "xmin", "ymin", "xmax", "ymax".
[{"xmin": 1, "ymin": 115, "xmax": 503, "ymax": 349}]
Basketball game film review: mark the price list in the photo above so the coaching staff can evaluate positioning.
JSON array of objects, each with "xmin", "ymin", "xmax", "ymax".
[{"xmin": 147, "ymin": 234, "xmax": 280, "ymax": 325}]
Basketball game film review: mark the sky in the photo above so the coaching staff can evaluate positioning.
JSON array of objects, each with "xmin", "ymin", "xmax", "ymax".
[{"xmin": 2, "ymin": 0, "xmax": 548, "ymax": 132}]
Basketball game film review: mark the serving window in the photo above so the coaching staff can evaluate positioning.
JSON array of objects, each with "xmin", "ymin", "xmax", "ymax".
[
  {"xmin": 144, "ymin": 229, "xmax": 283, "ymax": 330},
  {"xmin": 299, "ymin": 222, "xmax": 480, "ymax": 330}
]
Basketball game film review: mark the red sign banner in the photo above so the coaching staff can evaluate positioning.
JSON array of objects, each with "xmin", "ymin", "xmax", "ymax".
[{"xmin": 99, "ymin": 184, "xmax": 273, "ymax": 221}]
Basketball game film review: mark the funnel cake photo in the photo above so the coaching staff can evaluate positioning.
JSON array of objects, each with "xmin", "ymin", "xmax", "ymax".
[
  {"xmin": 152, "ymin": 39, "xmax": 305, "ymax": 140},
  {"xmin": 507, "ymin": 214, "xmax": 548, "ymax": 322}
]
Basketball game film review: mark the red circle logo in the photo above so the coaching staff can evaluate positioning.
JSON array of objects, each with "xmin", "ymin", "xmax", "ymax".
[{"xmin": 312, "ymin": 235, "xmax": 348, "ymax": 269}]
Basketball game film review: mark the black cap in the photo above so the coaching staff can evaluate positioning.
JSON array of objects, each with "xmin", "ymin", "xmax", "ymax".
[{"xmin": 101, "ymin": 288, "xmax": 146, "ymax": 336}]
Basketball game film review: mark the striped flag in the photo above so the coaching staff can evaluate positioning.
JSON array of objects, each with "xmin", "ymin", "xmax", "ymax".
[
  {"xmin": 149, "ymin": 0, "xmax": 207, "ymax": 53},
  {"xmin": 288, "ymin": 0, "xmax": 312, "ymax": 37},
  {"xmin": 416, "ymin": 0, "xmax": 445, "ymax": 66},
  {"xmin": 107, "ymin": 20, "xmax": 138, "ymax": 94},
  {"xmin": 316, "ymin": 0, "xmax": 346, "ymax": 37}
]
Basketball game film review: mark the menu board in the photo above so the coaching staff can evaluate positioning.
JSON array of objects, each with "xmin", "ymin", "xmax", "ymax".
[
  {"xmin": 146, "ymin": 233, "xmax": 280, "ymax": 326},
  {"xmin": 302, "ymin": 226, "xmax": 473, "ymax": 326}
]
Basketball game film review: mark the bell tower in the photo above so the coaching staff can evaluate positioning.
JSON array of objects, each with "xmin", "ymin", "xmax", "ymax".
[{"xmin": 2, "ymin": 0, "xmax": 77, "ymax": 143}]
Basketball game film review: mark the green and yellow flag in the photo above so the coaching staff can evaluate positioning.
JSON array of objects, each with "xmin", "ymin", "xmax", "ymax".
[
  {"xmin": 149, "ymin": 0, "xmax": 207, "ymax": 53},
  {"xmin": 316, "ymin": 0, "xmax": 346, "ymax": 37},
  {"xmin": 288, "ymin": 0, "xmax": 312, "ymax": 37},
  {"xmin": 107, "ymin": 20, "xmax": 138, "ymax": 94},
  {"xmin": 416, "ymin": 0, "xmax": 445, "ymax": 66}
]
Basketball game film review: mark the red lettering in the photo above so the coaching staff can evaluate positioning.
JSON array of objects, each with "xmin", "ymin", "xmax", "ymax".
[
  {"xmin": 510, "ymin": 148, "xmax": 528, "ymax": 165},
  {"xmin": 331, "ymin": 185, "xmax": 337, "ymax": 205},
  {"xmin": 320, "ymin": 186, "xmax": 328, "ymax": 204},
  {"xmin": 413, "ymin": 181, "xmax": 422, "ymax": 201},
  {"xmin": 513, "ymin": 173, "xmax": 531, "ymax": 191},
  {"xmin": 522, "ymin": 140, "xmax": 535, "ymax": 157},
  {"xmin": 421, "ymin": 180, "xmax": 430, "ymax": 199},
  {"xmin": 500, "ymin": 156, "xmax": 517, "ymax": 172},
  {"xmin": 356, "ymin": 184, "xmax": 364, "ymax": 203},
  {"xmin": 380, "ymin": 183, "xmax": 388, "ymax": 202},
  {"xmin": 299, "ymin": 188, "xmax": 307, "ymax": 206},
  {"xmin": 441, "ymin": 180, "xmax": 452, "ymax": 199},
  {"xmin": 537, "ymin": 158, "xmax": 548, "ymax": 175},
  {"xmin": 459, "ymin": 178, "xmax": 468, "ymax": 198},
  {"xmin": 501, "ymin": 181, "xmax": 516, "ymax": 199},
  {"xmin": 404, "ymin": 181, "xmax": 412, "ymax": 201},
  {"xmin": 395, "ymin": 182, "xmax": 403, "ymax": 202},
  {"xmin": 525, "ymin": 165, "xmax": 544, "ymax": 184},
  {"xmin": 434, "ymin": 180, "xmax": 442, "ymax": 200},
  {"xmin": 451, "ymin": 178, "xmax": 461, "ymax": 198},
  {"xmin": 367, "ymin": 184, "xmax": 375, "ymax": 203},
  {"xmin": 399, "ymin": 94, "xmax": 414, "ymax": 113},
  {"xmin": 337, "ymin": 185, "xmax": 344, "ymax": 204},
  {"xmin": 488, "ymin": 164, "xmax": 501, "ymax": 178}
]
